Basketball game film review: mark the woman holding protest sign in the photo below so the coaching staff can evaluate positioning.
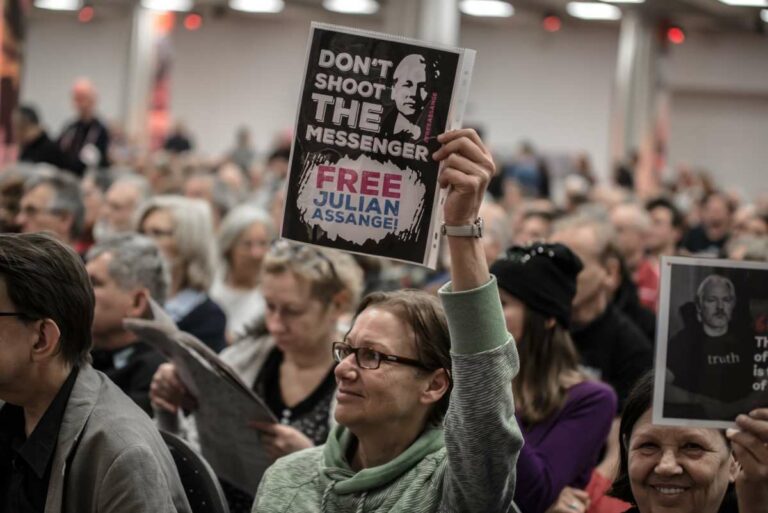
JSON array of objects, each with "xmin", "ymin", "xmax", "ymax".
[
  {"xmin": 490, "ymin": 243, "xmax": 618, "ymax": 513},
  {"xmin": 608, "ymin": 372, "xmax": 768, "ymax": 513},
  {"xmin": 251, "ymin": 128, "xmax": 524, "ymax": 512}
]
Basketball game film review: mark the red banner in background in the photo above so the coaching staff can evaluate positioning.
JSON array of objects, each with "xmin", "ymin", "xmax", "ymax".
[{"xmin": 0, "ymin": 0, "xmax": 27, "ymax": 165}]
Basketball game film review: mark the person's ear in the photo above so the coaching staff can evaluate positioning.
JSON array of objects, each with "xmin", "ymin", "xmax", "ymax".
[
  {"xmin": 330, "ymin": 289, "xmax": 351, "ymax": 316},
  {"xmin": 420, "ymin": 368, "xmax": 451, "ymax": 407},
  {"xmin": 30, "ymin": 319, "xmax": 62, "ymax": 362},
  {"xmin": 604, "ymin": 256, "xmax": 621, "ymax": 290},
  {"xmin": 544, "ymin": 317, "xmax": 556, "ymax": 330},
  {"xmin": 128, "ymin": 289, "xmax": 150, "ymax": 318},
  {"xmin": 57, "ymin": 211, "xmax": 74, "ymax": 236}
]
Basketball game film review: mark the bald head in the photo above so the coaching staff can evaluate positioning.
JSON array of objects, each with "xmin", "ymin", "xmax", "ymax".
[
  {"xmin": 610, "ymin": 203, "xmax": 651, "ymax": 271},
  {"xmin": 72, "ymin": 78, "xmax": 97, "ymax": 120}
]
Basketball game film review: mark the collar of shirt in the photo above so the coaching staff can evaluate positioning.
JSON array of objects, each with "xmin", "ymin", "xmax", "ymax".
[
  {"xmin": 164, "ymin": 288, "xmax": 207, "ymax": 322},
  {"xmin": 0, "ymin": 366, "xmax": 80, "ymax": 479},
  {"xmin": 112, "ymin": 346, "xmax": 135, "ymax": 370}
]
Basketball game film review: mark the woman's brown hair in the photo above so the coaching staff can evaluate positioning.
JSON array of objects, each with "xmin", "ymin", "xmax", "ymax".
[{"xmin": 513, "ymin": 306, "xmax": 584, "ymax": 425}]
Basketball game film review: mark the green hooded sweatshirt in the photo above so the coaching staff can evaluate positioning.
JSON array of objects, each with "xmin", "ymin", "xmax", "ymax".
[{"xmin": 252, "ymin": 277, "xmax": 523, "ymax": 513}]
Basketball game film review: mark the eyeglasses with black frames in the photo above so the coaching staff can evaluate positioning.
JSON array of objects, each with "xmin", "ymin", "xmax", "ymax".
[
  {"xmin": 0, "ymin": 312, "xmax": 30, "ymax": 320},
  {"xmin": 332, "ymin": 341, "xmax": 430, "ymax": 371}
]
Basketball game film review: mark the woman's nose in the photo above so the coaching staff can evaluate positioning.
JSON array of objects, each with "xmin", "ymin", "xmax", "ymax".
[
  {"xmin": 655, "ymin": 449, "xmax": 683, "ymax": 475},
  {"xmin": 334, "ymin": 353, "xmax": 359, "ymax": 381}
]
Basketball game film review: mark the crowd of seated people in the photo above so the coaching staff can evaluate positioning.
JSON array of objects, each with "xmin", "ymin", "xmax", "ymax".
[{"xmin": 1, "ymin": 78, "xmax": 766, "ymax": 513}]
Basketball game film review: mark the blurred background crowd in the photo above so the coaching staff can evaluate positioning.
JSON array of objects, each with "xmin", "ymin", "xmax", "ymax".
[{"xmin": 1, "ymin": 0, "xmax": 767, "ymax": 512}]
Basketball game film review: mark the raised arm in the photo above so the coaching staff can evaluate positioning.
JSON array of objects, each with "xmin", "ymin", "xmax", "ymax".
[
  {"xmin": 435, "ymin": 129, "xmax": 524, "ymax": 512},
  {"xmin": 433, "ymin": 129, "xmax": 492, "ymax": 291}
]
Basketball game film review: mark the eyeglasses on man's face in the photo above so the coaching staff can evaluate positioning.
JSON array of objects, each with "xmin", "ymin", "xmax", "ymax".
[
  {"xmin": 18, "ymin": 205, "xmax": 60, "ymax": 218},
  {"xmin": 332, "ymin": 341, "xmax": 429, "ymax": 371}
]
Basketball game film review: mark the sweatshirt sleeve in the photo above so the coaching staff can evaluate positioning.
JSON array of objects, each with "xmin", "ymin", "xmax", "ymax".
[
  {"xmin": 438, "ymin": 277, "xmax": 524, "ymax": 513},
  {"xmin": 514, "ymin": 382, "xmax": 618, "ymax": 513}
]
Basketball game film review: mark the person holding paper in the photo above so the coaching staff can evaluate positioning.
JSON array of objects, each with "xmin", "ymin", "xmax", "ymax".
[
  {"xmin": 150, "ymin": 244, "xmax": 363, "ymax": 512},
  {"xmin": 251, "ymin": 129, "xmax": 524, "ymax": 512},
  {"xmin": 609, "ymin": 373, "xmax": 768, "ymax": 513}
]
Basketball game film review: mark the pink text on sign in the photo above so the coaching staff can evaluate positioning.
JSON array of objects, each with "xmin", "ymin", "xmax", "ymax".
[{"xmin": 316, "ymin": 165, "xmax": 402, "ymax": 199}]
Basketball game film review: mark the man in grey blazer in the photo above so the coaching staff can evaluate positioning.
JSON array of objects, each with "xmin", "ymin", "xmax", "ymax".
[{"xmin": 0, "ymin": 232, "xmax": 191, "ymax": 513}]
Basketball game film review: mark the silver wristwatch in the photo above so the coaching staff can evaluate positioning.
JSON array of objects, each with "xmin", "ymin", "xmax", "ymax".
[{"xmin": 440, "ymin": 217, "xmax": 484, "ymax": 238}]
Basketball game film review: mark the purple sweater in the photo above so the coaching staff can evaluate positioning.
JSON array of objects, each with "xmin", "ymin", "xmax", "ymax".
[{"xmin": 514, "ymin": 380, "xmax": 617, "ymax": 513}]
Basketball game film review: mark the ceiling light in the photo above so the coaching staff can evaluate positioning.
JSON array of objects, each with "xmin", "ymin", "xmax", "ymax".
[
  {"xmin": 567, "ymin": 2, "xmax": 621, "ymax": 20},
  {"xmin": 600, "ymin": 0, "xmax": 643, "ymax": 3},
  {"xmin": 762, "ymin": 9, "xmax": 768, "ymax": 21},
  {"xmin": 229, "ymin": 0, "xmax": 283, "ymax": 13},
  {"xmin": 718, "ymin": 0, "xmax": 767, "ymax": 6},
  {"xmin": 459, "ymin": 0, "xmax": 514, "ymax": 17},
  {"xmin": 141, "ymin": 0, "xmax": 192, "ymax": 11},
  {"xmin": 322, "ymin": 0, "xmax": 379, "ymax": 14},
  {"xmin": 34, "ymin": 0, "xmax": 81, "ymax": 10}
]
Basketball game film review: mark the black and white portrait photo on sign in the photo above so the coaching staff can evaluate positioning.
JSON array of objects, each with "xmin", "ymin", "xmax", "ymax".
[
  {"xmin": 280, "ymin": 23, "xmax": 475, "ymax": 268},
  {"xmin": 653, "ymin": 256, "xmax": 768, "ymax": 428},
  {"xmin": 381, "ymin": 54, "xmax": 433, "ymax": 141}
]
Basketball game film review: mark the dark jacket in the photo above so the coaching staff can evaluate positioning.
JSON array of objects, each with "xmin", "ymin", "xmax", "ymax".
[
  {"xmin": 91, "ymin": 342, "xmax": 167, "ymax": 415},
  {"xmin": 177, "ymin": 297, "xmax": 228, "ymax": 353},
  {"xmin": 572, "ymin": 305, "xmax": 654, "ymax": 411},
  {"xmin": 19, "ymin": 131, "xmax": 69, "ymax": 170},
  {"xmin": 57, "ymin": 117, "xmax": 110, "ymax": 176}
]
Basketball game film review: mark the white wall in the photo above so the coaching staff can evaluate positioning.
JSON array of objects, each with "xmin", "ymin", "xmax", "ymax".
[
  {"xmin": 662, "ymin": 31, "xmax": 768, "ymax": 197},
  {"xmin": 176, "ymin": 15, "xmax": 622, "ymax": 179},
  {"xmin": 20, "ymin": 8, "xmax": 621, "ymax": 175},
  {"xmin": 461, "ymin": 22, "xmax": 619, "ymax": 179},
  {"xmin": 668, "ymin": 91, "xmax": 768, "ymax": 198},
  {"xmin": 169, "ymin": 10, "xmax": 381, "ymax": 157},
  {"xmin": 21, "ymin": 11, "xmax": 132, "ymax": 136},
  {"xmin": 664, "ymin": 31, "xmax": 768, "ymax": 95},
  {"xmin": 19, "ymin": 9, "xmax": 768, "ymax": 192}
]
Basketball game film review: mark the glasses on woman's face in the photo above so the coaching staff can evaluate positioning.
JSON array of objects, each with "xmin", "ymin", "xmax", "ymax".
[
  {"xmin": 332, "ymin": 341, "xmax": 429, "ymax": 371},
  {"xmin": 142, "ymin": 227, "xmax": 175, "ymax": 239}
]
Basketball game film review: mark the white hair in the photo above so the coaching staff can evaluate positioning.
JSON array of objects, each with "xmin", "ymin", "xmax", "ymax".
[
  {"xmin": 695, "ymin": 274, "xmax": 736, "ymax": 306},
  {"xmin": 218, "ymin": 204, "xmax": 275, "ymax": 266},
  {"xmin": 135, "ymin": 195, "xmax": 218, "ymax": 292}
]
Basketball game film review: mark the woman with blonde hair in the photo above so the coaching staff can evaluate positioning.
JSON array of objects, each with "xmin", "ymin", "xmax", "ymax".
[{"xmin": 151, "ymin": 240, "xmax": 363, "ymax": 512}]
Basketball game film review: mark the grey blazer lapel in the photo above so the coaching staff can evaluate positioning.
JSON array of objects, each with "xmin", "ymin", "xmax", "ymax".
[{"xmin": 44, "ymin": 366, "xmax": 101, "ymax": 513}]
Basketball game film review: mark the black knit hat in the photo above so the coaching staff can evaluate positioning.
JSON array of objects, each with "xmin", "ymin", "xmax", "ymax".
[{"xmin": 490, "ymin": 243, "xmax": 583, "ymax": 329}]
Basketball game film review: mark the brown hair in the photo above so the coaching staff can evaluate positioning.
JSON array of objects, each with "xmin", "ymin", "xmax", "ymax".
[
  {"xmin": 0, "ymin": 233, "xmax": 94, "ymax": 366},
  {"xmin": 353, "ymin": 289, "xmax": 452, "ymax": 428},
  {"xmin": 513, "ymin": 306, "xmax": 583, "ymax": 425}
]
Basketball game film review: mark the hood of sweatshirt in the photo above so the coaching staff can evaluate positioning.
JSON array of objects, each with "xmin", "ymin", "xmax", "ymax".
[{"xmin": 320, "ymin": 423, "xmax": 444, "ymax": 495}]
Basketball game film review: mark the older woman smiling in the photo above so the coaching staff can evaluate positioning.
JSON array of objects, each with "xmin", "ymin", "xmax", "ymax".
[{"xmin": 610, "ymin": 373, "xmax": 768, "ymax": 513}]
